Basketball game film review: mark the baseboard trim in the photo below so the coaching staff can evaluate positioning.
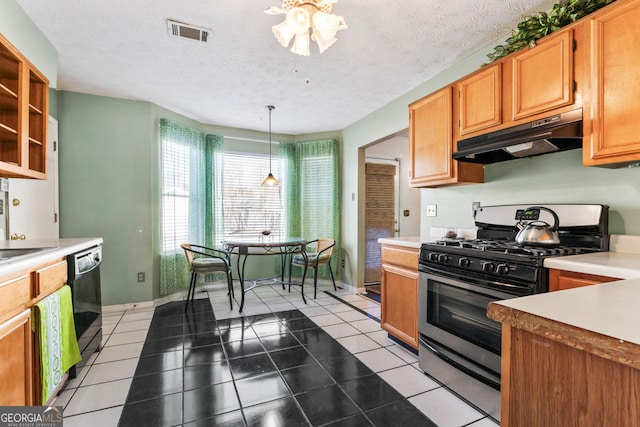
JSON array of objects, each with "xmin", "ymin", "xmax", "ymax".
[{"xmin": 102, "ymin": 280, "xmax": 356, "ymax": 313}]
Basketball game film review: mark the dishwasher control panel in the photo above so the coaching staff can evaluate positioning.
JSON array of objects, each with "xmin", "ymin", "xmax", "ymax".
[{"xmin": 71, "ymin": 245, "xmax": 102, "ymax": 276}]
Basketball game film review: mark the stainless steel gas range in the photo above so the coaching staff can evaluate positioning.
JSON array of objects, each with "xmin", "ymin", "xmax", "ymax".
[{"xmin": 417, "ymin": 204, "xmax": 609, "ymax": 421}]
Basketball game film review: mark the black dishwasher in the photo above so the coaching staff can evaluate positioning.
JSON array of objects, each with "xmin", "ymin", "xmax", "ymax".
[{"xmin": 67, "ymin": 245, "xmax": 103, "ymax": 377}]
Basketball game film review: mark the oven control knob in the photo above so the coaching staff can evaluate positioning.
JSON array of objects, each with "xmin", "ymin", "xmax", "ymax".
[
  {"xmin": 496, "ymin": 264, "xmax": 510, "ymax": 275},
  {"xmin": 428, "ymin": 253, "xmax": 438, "ymax": 262},
  {"xmin": 458, "ymin": 258, "xmax": 471, "ymax": 268},
  {"xmin": 437, "ymin": 254, "xmax": 449, "ymax": 264},
  {"xmin": 482, "ymin": 262, "xmax": 495, "ymax": 273}
]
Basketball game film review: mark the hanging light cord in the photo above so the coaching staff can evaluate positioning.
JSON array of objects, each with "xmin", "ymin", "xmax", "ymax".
[
  {"xmin": 268, "ymin": 105, "xmax": 274, "ymax": 173},
  {"xmin": 262, "ymin": 105, "xmax": 279, "ymax": 186}
]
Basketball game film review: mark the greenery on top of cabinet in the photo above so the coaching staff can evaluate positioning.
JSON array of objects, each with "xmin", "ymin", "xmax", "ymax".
[{"xmin": 487, "ymin": 0, "xmax": 617, "ymax": 63}]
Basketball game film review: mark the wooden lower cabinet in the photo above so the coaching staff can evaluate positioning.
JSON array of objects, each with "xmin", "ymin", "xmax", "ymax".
[
  {"xmin": 380, "ymin": 244, "xmax": 419, "ymax": 349},
  {"xmin": 0, "ymin": 256, "xmax": 68, "ymax": 405},
  {"xmin": 0, "ymin": 309, "xmax": 33, "ymax": 406},
  {"xmin": 548, "ymin": 268, "xmax": 618, "ymax": 291},
  {"xmin": 501, "ymin": 324, "xmax": 640, "ymax": 426}
]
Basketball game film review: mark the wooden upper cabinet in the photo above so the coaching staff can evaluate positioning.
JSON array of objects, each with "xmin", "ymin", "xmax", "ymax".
[
  {"xmin": 409, "ymin": 86, "xmax": 483, "ymax": 187},
  {"xmin": 512, "ymin": 29, "xmax": 574, "ymax": 120},
  {"xmin": 409, "ymin": 86, "xmax": 453, "ymax": 186},
  {"xmin": 0, "ymin": 34, "xmax": 48, "ymax": 179},
  {"xmin": 583, "ymin": 0, "xmax": 640, "ymax": 167},
  {"xmin": 458, "ymin": 64, "xmax": 502, "ymax": 135}
]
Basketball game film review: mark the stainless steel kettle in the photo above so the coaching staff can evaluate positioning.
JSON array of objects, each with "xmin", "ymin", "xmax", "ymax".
[{"xmin": 515, "ymin": 206, "xmax": 561, "ymax": 247}]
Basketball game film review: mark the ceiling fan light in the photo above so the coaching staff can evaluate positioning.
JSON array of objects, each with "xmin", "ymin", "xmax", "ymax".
[
  {"xmin": 272, "ymin": 20, "xmax": 296, "ymax": 47},
  {"xmin": 291, "ymin": 32, "xmax": 311, "ymax": 56},
  {"xmin": 266, "ymin": 0, "xmax": 346, "ymax": 55},
  {"xmin": 286, "ymin": 7, "xmax": 311, "ymax": 34},
  {"xmin": 312, "ymin": 12, "xmax": 343, "ymax": 40},
  {"xmin": 311, "ymin": 31, "xmax": 336, "ymax": 53},
  {"xmin": 264, "ymin": 6, "xmax": 285, "ymax": 15}
]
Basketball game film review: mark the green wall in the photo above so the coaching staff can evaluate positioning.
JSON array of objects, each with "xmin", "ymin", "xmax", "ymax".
[
  {"xmin": 58, "ymin": 92, "xmax": 155, "ymax": 305},
  {"xmin": 340, "ymin": 43, "xmax": 502, "ymax": 287},
  {"xmin": 57, "ymin": 94, "xmax": 301, "ymax": 305},
  {"xmin": 420, "ymin": 150, "xmax": 640, "ymax": 234}
]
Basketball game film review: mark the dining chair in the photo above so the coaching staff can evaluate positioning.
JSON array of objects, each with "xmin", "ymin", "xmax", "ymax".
[
  {"xmin": 288, "ymin": 238, "xmax": 337, "ymax": 299},
  {"xmin": 181, "ymin": 243, "xmax": 233, "ymax": 311}
]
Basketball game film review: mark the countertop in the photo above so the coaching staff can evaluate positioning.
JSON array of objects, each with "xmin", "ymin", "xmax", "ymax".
[
  {"xmin": 544, "ymin": 234, "xmax": 640, "ymax": 278},
  {"xmin": 488, "ymin": 278, "xmax": 640, "ymax": 368},
  {"xmin": 544, "ymin": 252, "xmax": 640, "ymax": 279},
  {"xmin": 378, "ymin": 236, "xmax": 422, "ymax": 249},
  {"xmin": 0, "ymin": 238, "xmax": 103, "ymax": 277},
  {"xmin": 489, "ymin": 234, "xmax": 640, "ymax": 368}
]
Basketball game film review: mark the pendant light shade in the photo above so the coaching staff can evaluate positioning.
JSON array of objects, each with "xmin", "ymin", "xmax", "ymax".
[{"xmin": 262, "ymin": 105, "xmax": 280, "ymax": 186}]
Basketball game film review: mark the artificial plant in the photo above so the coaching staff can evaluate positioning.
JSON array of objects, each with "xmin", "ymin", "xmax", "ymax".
[{"xmin": 487, "ymin": 0, "xmax": 617, "ymax": 62}]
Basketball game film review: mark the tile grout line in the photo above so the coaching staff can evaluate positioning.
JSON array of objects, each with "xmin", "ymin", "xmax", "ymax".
[{"xmin": 60, "ymin": 285, "xmax": 496, "ymax": 426}]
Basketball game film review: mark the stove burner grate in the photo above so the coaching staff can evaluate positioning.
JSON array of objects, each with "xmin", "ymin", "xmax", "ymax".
[{"xmin": 432, "ymin": 238, "xmax": 591, "ymax": 258}]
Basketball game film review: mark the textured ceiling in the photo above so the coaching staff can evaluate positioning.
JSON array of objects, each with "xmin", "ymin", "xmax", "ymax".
[{"xmin": 16, "ymin": 0, "xmax": 557, "ymax": 135}]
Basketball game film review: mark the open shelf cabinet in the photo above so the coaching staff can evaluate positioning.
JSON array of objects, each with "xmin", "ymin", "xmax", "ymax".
[{"xmin": 0, "ymin": 34, "xmax": 48, "ymax": 179}]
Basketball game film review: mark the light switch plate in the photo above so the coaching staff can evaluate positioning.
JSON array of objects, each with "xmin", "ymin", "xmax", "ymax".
[{"xmin": 426, "ymin": 204, "xmax": 437, "ymax": 217}]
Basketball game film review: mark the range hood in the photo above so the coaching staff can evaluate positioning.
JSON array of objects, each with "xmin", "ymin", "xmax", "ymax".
[{"xmin": 453, "ymin": 108, "xmax": 583, "ymax": 164}]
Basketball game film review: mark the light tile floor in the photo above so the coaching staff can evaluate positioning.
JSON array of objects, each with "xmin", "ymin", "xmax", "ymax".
[{"xmin": 55, "ymin": 279, "xmax": 499, "ymax": 427}]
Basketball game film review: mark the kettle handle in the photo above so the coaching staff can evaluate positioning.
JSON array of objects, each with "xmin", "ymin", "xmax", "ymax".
[{"xmin": 525, "ymin": 206, "xmax": 560, "ymax": 231}]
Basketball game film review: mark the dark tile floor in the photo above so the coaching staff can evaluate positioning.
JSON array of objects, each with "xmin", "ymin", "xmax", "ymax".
[{"xmin": 117, "ymin": 299, "xmax": 437, "ymax": 427}]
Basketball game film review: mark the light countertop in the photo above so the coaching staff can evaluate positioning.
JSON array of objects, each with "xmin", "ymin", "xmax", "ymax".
[
  {"xmin": 0, "ymin": 238, "xmax": 103, "ymax": 277},
  {"xmin": 378, "ymin": 236, "xmax": 422, "ymax": 249},
  {"xmin": 490, "ymin": 234, "xmax": 640, "ymax": 367},
  {"xmin": 544, "ymin": 234, "xmax": 640, "ymax": 278},
  {"xmin": 488, "ymin": 278, "xmax": 640, "ymax": 367},
  {"xmin": 544, "ymin": 252, "xmax": 640, "ymax": 279},
  {"xmin": 489, "ymin": 278, "xmax": 640, "ymax": 344}
]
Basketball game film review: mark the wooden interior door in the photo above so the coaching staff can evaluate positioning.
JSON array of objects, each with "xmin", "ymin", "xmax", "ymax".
[{"xmin": 364, "ymin": 163, "xmax": 396, "ymax": 283}]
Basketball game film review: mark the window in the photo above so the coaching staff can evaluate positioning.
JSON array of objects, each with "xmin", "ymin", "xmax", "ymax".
[
  {"xmin": 222, "ymin": 151, "xmax": 282, "ymax": 240},
  {"xmin": 161, "ymin": 138, "xmax": 191, "ymax": 253},
  {"xmin": 300, "ymin": 154, "xmax": 334, "ymax": 237}
]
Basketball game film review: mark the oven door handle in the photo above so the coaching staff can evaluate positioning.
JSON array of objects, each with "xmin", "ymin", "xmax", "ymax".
[{"xmin": 421, "ymin": 271, "xmax": 517, "ymax": 300}]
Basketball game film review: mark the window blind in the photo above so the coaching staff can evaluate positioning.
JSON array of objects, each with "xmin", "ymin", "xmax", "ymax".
[
  {"xmin": 223, "ymin": 152, "xmax": 282, "ymax": 239},
  {"xmin": 364, "ymin": 163, "xmax": 396, "ymax": 283},
  {"xmin": 161, "ymin": 140, "xmax": 190, "ymax": 252},
  {"xmin": 300, "ymin": 155, "xmax": 335, "ymax": 237}
]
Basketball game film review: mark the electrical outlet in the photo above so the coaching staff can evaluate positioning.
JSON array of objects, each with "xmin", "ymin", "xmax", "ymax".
[
  {"xmin": 426, "ymin": 204, "xmax": 437, "ymax": 217},
  {"xmin": 472, "ymin": 201, "xmax": 481, "ymax": 212},
  {"xmin": 137, "ymin": 272, "xmax": 145, "ymax": 283}
]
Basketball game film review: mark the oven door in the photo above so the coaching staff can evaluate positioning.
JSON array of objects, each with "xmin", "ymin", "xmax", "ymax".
[{"xmin": 418, "ymin": 269, "xmax": 520, "ymax": 383}]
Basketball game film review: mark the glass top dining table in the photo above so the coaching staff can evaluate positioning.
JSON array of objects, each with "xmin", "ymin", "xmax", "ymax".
[{"xmin": 222, "ymin": 237, "xmax": 308, "ymax": 311}]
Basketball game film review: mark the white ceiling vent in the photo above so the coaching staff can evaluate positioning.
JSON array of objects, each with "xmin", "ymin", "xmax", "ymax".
[{"xmin": 166, "ymin": 19, "xmax": 210, "ymax": 43}]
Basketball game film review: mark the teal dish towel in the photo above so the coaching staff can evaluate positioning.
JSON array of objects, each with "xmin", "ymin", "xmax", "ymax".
[{"xmin": 34, "ymin": 285, "xmax": 82, "ymax": 404}]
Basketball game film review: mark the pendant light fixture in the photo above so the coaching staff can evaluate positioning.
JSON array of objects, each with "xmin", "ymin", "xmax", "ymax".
[{"xmin": 262, "ymin": 105, "xmax": 280, "ymax": 186}]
